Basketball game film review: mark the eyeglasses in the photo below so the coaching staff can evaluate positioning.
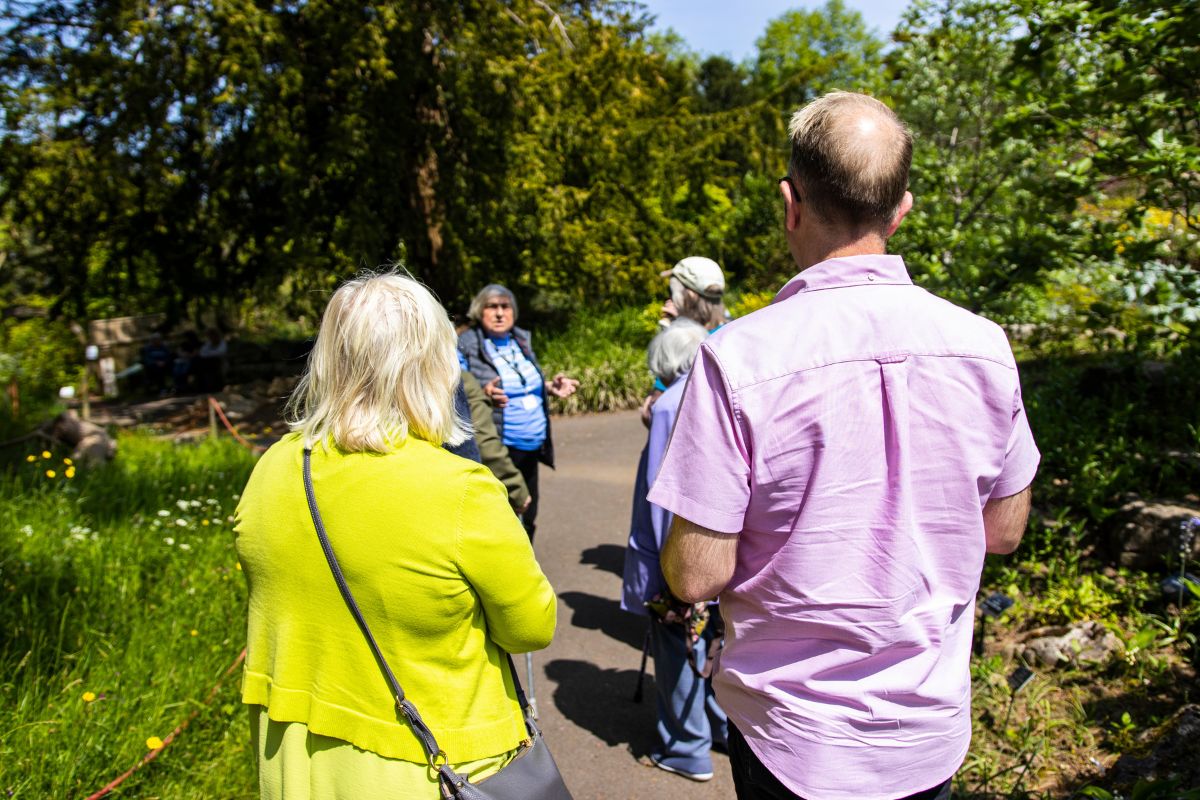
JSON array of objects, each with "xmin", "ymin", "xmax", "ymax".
[{"xmin": 778, "ymin": 175, "xmax": 802, "ymax": 202}]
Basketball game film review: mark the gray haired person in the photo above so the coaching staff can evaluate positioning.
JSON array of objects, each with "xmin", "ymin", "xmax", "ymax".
[
  {"xmin": 622, "ymin": 318, "xmax": 729, "ymax": 783},
  {"xmin": 457, "ymin": 283, "xmax": 579, "ymax": 540}
]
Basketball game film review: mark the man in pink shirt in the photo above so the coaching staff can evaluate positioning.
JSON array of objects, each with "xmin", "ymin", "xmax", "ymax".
[{"xmin": 648, "ymin": 92, "xmax": 1039, "ymax": 800}]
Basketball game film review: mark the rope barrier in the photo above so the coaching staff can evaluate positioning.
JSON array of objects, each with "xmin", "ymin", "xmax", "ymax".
[
  {"xmin": 83, "ymin": 398, "xmax": 256, "ymax": 797},
  {"xmin": 85, "ymin": 648, "xmax": 247, "ymax": 800},
  {"xmin": 207, "ymin": 396, "xmax": 265, "ymax": 453}
]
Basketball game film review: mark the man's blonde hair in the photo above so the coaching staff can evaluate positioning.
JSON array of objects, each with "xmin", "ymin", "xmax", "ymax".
[
  {"xmin": 787, "ymin": 91, "xmax": 912, "ymax": 230},
  {"xmin": 287, "ymin": 271, "xmax": 469, "ymax": 452}
]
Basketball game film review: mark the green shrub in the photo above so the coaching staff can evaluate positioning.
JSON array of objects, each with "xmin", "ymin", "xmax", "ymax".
[
  {"xmin": 537, "ymin": 306, "xmax": 658, "ymax": 414},
  {"xmin": 0, "ymin": 313, "xmax": 80, "ymax": 410}
]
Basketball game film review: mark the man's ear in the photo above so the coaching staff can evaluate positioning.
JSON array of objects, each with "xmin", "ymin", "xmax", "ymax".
[
  {"xmin": 885, "ymin": 191, "xmax": 913, "ymax": 238},
  {"xmin": 780, "ymin": 179, "xmax": 802, "ymax": 231}
]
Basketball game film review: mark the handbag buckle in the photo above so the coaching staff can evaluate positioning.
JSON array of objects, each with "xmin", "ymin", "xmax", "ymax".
[{"xmin": 427, "ymin": 748, "xmax": 449, "ymax": 770}]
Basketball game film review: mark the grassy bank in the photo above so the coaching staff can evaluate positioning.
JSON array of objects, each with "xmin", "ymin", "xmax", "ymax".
[{"xmin": 0, "ymin": 435, "xmax": 258, "ymax": 798}]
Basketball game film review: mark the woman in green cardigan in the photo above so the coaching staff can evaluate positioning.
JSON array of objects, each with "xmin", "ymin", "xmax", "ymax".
[{"xmin": 234, "ymin": 272, "xmax": 557, "ymax": 799}]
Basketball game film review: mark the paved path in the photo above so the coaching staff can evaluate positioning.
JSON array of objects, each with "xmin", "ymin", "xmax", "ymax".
[{"xmin": 530, "ymin": 411, "xmax": 735, "ymax": 800}]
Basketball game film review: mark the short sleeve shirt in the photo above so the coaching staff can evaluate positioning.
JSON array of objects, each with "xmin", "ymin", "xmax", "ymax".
[{"xmin": 648, "ymin": 255, "xmax": 1039, "ymax": 800}]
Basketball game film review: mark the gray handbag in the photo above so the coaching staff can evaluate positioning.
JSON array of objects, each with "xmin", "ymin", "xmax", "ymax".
[{"xmin": 302, "ymin": 450, "xmax": 573, "ymax": 800}]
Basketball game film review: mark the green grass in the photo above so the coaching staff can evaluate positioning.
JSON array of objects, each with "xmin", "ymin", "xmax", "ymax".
[{"xmin": 0, "ymin": 434, "xmax": 258, "ymax": 798}]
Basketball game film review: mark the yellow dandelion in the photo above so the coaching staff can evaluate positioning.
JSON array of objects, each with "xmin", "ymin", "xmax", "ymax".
[
  {"xmin": 65, "ymin": 467, "xmax": 76, "ymax": 479},
  {"xmin": 235, "ymin": 562, "xmax": 242, "ymax": 571},
  {"xmin": 46, "ymin": 470, "xmax": 56, "ymax": 479},
  {"xmin": 146, "ymin": 736, "xmax": 164, "ymax": 750},
  {"xmin": 190, "ymin": 629, "xmax": 199, "ymax": 637},
  {"xmin": 82, "ymin": 691, "xmax": 96, "ymax": 702},
  {"xmin": 201, "ymin": 519, "xmax": 210, "ymax": 526},
  {"xmin": 63, "ymin": 457, "xmax": 73, "ymax": 466},
  {"xmin": 26, "ymin": 454, "xmax": 36, "ymax": 462},
  {"xmin": 41, "ymin": 450, "xmax": 51, "ymax": 459}
]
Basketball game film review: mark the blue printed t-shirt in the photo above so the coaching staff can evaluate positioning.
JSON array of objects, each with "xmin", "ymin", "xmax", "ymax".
[{"xmin": 484, "ymin": 336, "xmax": 547, "ymax": 451}]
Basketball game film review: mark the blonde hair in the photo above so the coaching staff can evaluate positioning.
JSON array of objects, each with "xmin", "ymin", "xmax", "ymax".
[
  {"xmin": 787, "ymin": 91, "xmax": 912, "ymax": 230},
  {"xmin": 287, "ymin": 271, "xmax": 469, "ymax": 452}
]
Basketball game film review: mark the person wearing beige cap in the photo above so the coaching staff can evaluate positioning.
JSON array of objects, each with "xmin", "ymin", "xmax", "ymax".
[
  {"xmin": 643, "ymin": 257, "xmax": 729, "ymax": 427},
  {"xmin": 659, "ymin": 256, "xmax": 727, "ymax": 331}
]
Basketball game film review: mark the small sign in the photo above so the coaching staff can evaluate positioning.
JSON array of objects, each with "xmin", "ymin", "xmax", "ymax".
[
  {"xmin": 981, "ymin": 592, "xmax": 1014, "ymax": 618},
  {"xmin": 99, "ymin": 357, "xmax": 118, "ymax": 397},
  {"xmin": 1008, "ymin": 665, "xmax": 1035, "ymax": 693}
]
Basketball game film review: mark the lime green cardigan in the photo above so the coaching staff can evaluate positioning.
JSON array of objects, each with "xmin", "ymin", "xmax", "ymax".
[{"xmin": 234, "ymin": 432, "xmax": 556, "ymax": 763}]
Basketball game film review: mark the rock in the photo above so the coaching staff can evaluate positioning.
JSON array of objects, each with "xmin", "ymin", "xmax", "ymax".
[
  {"xmin": 214, "ymin": 392, "xmax": 257, "ymax": 420},
  {"xmin": 1107, "ymin": 705, "xmax": 1200, "ymax": 792},
  {"xmin": 266, "ymin": 375, "xmax": 298, "ymax": 399},
  {"xmin": 1018, "ymin": 621, "xmax": 1122, "ymax": 668},
  {"xmin": 48, "ymin": 410, "xmax": 117, "ymax": 464},
  {"xmin": 1100, "ymin": 500, "xmax": 1200, "ymax": 570}
]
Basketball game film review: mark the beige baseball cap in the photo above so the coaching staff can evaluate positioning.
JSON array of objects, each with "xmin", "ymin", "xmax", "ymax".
[{"xmin": 661, "ymin": 256, "xmax": 725, "ymax": 301}]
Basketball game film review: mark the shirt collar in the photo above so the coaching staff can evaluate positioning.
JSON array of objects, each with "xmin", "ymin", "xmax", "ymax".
[{"xmin": 773, "ymin": 255, "xmax": 912, "ymax": 304}]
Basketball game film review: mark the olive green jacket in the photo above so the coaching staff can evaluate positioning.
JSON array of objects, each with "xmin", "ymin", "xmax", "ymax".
[{"xmin": 462, "ymin": 371, "xmax": 530, "ymax": 511}]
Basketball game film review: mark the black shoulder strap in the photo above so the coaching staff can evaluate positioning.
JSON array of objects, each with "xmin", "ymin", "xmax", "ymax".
[{"xmin": 301, "ymin": 449, "xmax": 533, "ymax": 766}]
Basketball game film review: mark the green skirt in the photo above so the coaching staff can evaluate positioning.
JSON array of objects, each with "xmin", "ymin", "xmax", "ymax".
[{"xmin": 250, "ymin": 705, "xmax": 517, "ymax": 799}]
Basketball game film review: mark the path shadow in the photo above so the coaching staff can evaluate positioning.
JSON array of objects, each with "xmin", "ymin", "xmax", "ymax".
[
  {"xmin": 579, "ymin": 544, "xmax": 625, "ymax": 577},
  {"xmin": 559, "ymin": 590, "xmax": 646, "ymax": 650},
  {"xmin": 544, "ymin": 658, "xmax": 658, "ymax": 755}
]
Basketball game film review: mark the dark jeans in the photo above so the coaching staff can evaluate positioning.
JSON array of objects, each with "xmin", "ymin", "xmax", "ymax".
[
  {"xmin": 508, "ymin": 447, "xmax": 540, "ymax": 540},
  {"xmin": 728, "ymin": 724, "xmax": 953, "ymax": 800}
]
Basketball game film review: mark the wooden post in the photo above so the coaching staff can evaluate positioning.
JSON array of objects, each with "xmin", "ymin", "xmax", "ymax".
[
  {"xmin": 208, "ymin": 397, "xmax": 217, "ymax": 439},
  {"xmin": 80, "ymin": 367, "xmax": 90, "ymax": 421}
]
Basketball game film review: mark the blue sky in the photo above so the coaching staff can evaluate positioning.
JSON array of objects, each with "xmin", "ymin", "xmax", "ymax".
[{"xmin": 638, "ymin": 0, "xmax": 910, "ymax": 63}]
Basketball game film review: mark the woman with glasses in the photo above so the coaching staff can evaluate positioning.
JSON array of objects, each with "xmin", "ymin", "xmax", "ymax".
[{"xmin": 458, "ymin": 284, "xmax": 579, "ymax": 541}]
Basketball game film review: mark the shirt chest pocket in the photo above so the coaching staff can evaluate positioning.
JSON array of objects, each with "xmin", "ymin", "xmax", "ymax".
[{"xmin": 746, "ymin": 441, "xmax": 823, "ymax": 534}]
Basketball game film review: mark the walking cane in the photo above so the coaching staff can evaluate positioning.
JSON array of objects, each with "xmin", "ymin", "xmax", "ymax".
[
  {"xmin": 525, "ymin": 651, "xmax": 539, "ymax": 719},
  {"xmin": 632, "ymin": 624, "xmax": 651, "ymax": 702}
]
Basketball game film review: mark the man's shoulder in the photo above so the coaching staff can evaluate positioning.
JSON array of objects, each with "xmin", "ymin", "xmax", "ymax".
[{"xmin": 705, "ymin": 282, "xmax": 1015, "ymax": 391}]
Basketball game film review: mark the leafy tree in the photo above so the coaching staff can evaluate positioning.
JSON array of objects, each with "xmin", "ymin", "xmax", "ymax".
[
  {"xmin": 886, "ymin": 0, "xmax": 1084, "ymax": 314},
  {"xmin": 753, "ymin": 0, "xmax": 886, "ymax": 106},
  {"xmin": 1011, "ymin": 0, "xmax": 1199, "ymax": 239}
]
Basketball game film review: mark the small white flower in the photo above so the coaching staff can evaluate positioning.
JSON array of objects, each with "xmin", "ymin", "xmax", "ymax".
[
  {"xmin": 176, "ymin": 500, "xmax": 189, "ymax": 511},
  {"xmin": 189, "ymin": 500, "xmax": 201, "ymax": 509},
  {"xmin": 163, "ymin": 537, "xmax": 175, "ymax": 546},
  {"xmin": 178, "ymin": 542, "xmax": 192, "ymax": 552},
  {"xmin": 175, "ymin": 518, "xmax": 188, "ymax": 527},
  {"xmin": 157, "ymin": 510, "xmax": 170, "ymax": 518},
  {"xmin": 20, "ymin": 525, "xmax": 33, "ymax": 537}
]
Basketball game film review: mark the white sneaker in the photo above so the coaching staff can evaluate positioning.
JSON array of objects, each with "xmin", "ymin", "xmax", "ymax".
[{"xmin": 649, "ymin": 756, "xmax": 713, "ymax": 782}]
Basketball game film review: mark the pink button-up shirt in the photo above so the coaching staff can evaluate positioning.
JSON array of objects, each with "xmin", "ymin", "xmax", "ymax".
[{"xmin": 648, "ymin": 255, "xmax": 1039, "ymax": 800}]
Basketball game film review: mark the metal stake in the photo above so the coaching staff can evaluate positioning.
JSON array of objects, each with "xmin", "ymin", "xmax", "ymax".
[{"xmin": 525, "ymin": 652, "xmax": 538, "ymax": 720}]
